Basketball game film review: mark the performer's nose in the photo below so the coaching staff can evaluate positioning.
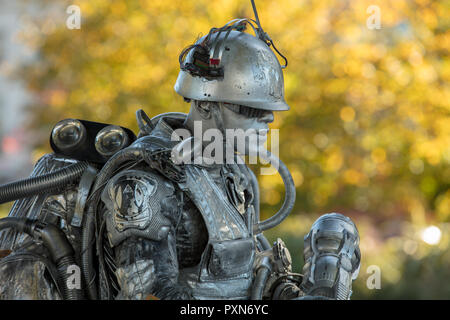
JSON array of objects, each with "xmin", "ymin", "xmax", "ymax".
[{"xmin": 258, "ymin": 111, "xmax": 274, "ymax": 124}]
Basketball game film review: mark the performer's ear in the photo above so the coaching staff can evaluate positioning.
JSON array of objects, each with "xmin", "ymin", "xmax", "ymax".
[{"xmin": 195, "ymin": 101, "xmax": 212, "ymax": 120}]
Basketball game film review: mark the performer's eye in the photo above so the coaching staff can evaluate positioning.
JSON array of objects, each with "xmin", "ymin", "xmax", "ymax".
[
  {"xmin": 238, "ymin": 105, "xmax": 267, "ymax": 118},
  {"xmin": 223, "ymin": 103, "xmax": 266, "ymax": 118}
]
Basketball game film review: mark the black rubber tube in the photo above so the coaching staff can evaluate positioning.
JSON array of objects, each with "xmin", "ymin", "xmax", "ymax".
[
  {"xmin": 0, "ymin": 217, "xmax": 33, "ymax": 235},
  {"xmin": 0, "ymin": 162, "xmax": 88, "ymax": 204},
  {"xmin": 251, "ymin": 268, "xmax": 271, "ymax": 300},
  {"xmin": 57, "ymin": 255, "xmax": 83, "ymax": 300},
  {"xmin": 39, "ymin": 223, "xmax": 84, "ymax": 300},
  {"xmin": 81, "ymin": 147, "xmax": 144, "ymax": 300},
  {"xmin": 257, "ymin": 233, "xmax": 272, "ymax": 251},
  {"xmin": 251, "ymin": 256, "xmax": 271, "ymax": 300},
  {"xmin": 254, "ymin": 151, "xmax": 296, "ymax": 233},
  {"xmin": 0, "ymin": 217, "xmax": 84, "ymax": 300}
]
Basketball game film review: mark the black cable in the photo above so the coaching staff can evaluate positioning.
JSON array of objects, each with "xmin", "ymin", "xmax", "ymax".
[
  {"xmin": 270, "ymin": 40, "xmax": 288, "ymax": 68},
  {"xmin": 0, "ymin": 217, "xmax": 33, "ymax": 234},
  {"xmin": 251, "ymin": 0, "xmax": 263, "ymax": 31}
]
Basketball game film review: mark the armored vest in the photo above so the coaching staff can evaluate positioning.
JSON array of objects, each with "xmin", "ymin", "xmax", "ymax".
[{"xmin": 134, "ymin": 116, "xmax": 258, "ymax": 299}]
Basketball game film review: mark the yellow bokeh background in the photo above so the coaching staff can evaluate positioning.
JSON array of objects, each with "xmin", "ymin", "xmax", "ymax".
[{"xmin": 0, "ymin": 0, "xmax": 449, "ymax": 299}]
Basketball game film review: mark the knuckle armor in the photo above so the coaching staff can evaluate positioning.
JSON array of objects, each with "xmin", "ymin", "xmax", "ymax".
[
  {"xmin": 301, "ymin": 213, "xmax": 361, "ymax": 300},
  {"xmin": 101, "ymin": 169, "xmax": 176, "ymax": 247}
]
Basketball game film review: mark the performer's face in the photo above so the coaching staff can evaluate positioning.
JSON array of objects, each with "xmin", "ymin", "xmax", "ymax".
[{"xmin": 220, "ymin": 103, "xmax": 274, "ymax": 155}]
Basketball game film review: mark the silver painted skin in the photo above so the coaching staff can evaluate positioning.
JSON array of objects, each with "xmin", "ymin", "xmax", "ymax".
[{"xmin": 175, "ymin": 30, "xmax": 290, "ymax": 111}]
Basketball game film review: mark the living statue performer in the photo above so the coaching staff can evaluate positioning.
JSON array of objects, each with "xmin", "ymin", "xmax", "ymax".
[{"xmin": 0, "ymin": 2, "xmax": 360, "ymax": 300}]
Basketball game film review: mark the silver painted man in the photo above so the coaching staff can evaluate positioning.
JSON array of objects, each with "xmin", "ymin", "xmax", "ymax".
[{"xmin": 0, "ymin": 19, "xmax": 360, "ymax": 300}]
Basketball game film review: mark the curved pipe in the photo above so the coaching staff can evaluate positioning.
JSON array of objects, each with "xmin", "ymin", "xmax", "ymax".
[
  {"xmin": 0, "ymin": 217, "xmax": 33, "ymax": 234},
  {"xmin": 254, "ymin": 151, "xmax": 296, "ymax": 233},
  {"xmin": 251, "ymin": 256, "xmax": 271, "ymax": 300},
  {"xmin": 0, "ymin": 217, "xmax": 83, "ymax": 300},
  {"xmin": 0, "ymin": 162, "xmax": 88, "ymax": 204},
  {"xmin": 256, "ymin": 234, "xmax": 271, "ymax": 251},
  {"xmin": 37, "ymin": 223, "xmax": 83, "ymax": 300},
  {"xmin": 251, "ymin": 268, "xmax": 271, "ymax": 300}
]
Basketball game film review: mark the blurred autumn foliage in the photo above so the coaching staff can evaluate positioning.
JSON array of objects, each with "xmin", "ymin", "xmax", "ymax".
[{"xmin": 2, "ymin": 0, "xmax": 450, "ymax": 298}]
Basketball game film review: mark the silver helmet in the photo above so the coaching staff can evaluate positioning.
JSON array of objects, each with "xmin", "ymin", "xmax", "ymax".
[{"xmin": 174, "ymin": 19, "xmax": 289, "ymax": 111}]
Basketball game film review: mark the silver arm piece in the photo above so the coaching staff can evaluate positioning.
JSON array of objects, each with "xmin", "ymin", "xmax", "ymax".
[{"xmin": 301, "ymin": 213, "xmax": 361, "ymax": 300}]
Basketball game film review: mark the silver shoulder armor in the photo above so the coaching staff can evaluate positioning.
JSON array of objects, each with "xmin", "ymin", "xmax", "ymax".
[{"xmin": 101, "ymin": 169, "xmax": 176, "ymax": 247}]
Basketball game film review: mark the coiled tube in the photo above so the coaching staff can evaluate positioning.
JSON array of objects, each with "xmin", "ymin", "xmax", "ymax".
[{"xmin": 253, "ymin": 151, "xmax": 296, "ymax": 233}]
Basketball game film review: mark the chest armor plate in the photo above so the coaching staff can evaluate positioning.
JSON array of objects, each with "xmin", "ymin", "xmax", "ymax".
[{"xmin": 177, "ymin": 164, "xmax": 256, "ymax": 300}]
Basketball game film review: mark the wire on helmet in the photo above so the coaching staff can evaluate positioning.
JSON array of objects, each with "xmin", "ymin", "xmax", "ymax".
[
  {"xmin": 178, "ymin": 0, "xmax": 289, "ymax": 79},
  {"xmin": 179, "ymin": 20, "xmax": 252, "ymax": 79}
]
